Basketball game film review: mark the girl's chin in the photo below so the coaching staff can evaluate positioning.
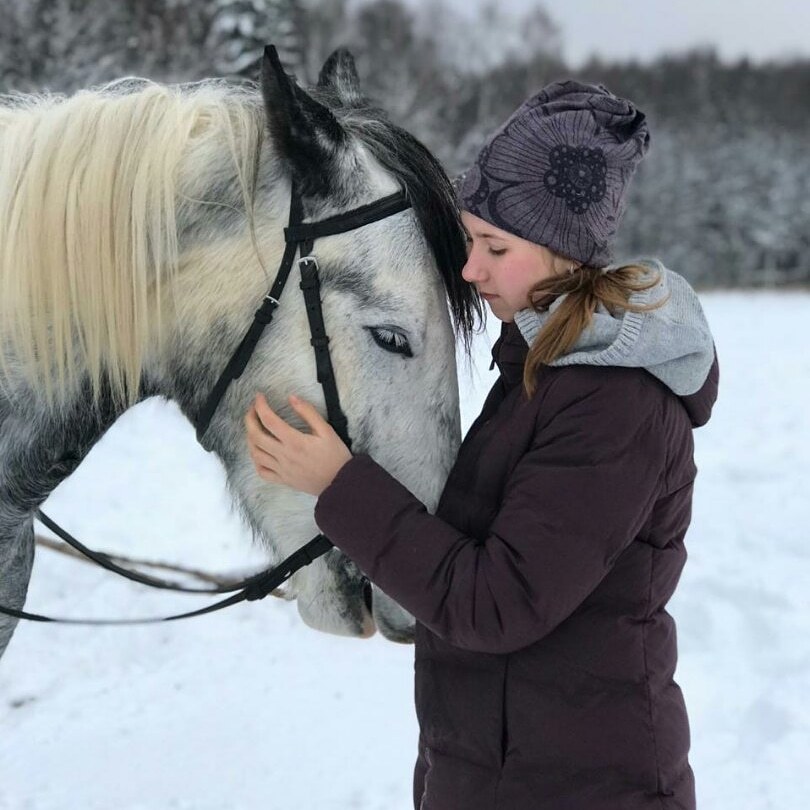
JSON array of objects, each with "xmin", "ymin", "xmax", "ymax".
[{"xmin": 486, "ymin": 298, "xmax": 516, "ymax": 322}]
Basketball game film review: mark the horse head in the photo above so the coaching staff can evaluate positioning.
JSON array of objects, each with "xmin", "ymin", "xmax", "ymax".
[{"xmin": 164, "ymin": 49, "xmax": 478, "ymax": 640}]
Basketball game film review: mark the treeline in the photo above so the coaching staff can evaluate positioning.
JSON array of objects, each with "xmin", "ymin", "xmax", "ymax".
[{"xmin": 1, "ymin": 0, "xmax": 807, "ymax": 287}]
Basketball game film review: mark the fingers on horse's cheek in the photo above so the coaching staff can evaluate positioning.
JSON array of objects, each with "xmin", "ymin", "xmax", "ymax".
[
  {"xmin": 247, "ymin": 419, "xmax": 261, "ymax": 443},
  {"xmin": 249, "ymin": 406, "xmax": 262, "ymax": 426},
  {"xmin": 250, "ymin": 448, "xmax": 269, "ymax": 472},
  {"xmin": 258, "ymin": 405, "xmax": 274, "ymax": 431}
]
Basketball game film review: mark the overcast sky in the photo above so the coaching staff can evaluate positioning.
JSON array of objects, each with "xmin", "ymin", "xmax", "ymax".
[{"xmin": 434, "ymin": 0, "xmax": 810, "ymax": 66}]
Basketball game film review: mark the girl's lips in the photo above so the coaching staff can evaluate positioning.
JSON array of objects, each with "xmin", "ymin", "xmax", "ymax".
[{"xmin": 481, "ymin": 292, "xmax": 498, "ymax": 300}]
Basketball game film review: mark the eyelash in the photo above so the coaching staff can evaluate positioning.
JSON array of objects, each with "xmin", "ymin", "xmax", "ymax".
[
  {"xmin": 367, "ymin": 326, "xmax": 413, "ymax": 358},
  {"xmin": 465, "ymin": 237, "xmax": 506, "ymax": 257}
]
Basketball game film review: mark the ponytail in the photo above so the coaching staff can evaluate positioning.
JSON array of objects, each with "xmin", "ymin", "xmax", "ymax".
[{"xmin": 522, "ymin": 264, "xmax": 668, "ymax": 399}]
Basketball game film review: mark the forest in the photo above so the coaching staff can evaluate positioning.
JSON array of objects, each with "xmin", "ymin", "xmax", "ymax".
[{"xmin": 2, "ymin": 0, "xmax": 808, "ymax": 287}]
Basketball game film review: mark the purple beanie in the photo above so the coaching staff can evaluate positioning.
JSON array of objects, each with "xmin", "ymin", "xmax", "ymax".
[{"xmin": 460, "ymin": 79, "xmax": 650, "ymax": 269}]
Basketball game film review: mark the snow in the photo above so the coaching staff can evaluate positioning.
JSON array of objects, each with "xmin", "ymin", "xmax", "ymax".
[{"xmin": 1, "ymin": 290, "xmax": 808, "ymax": 809}]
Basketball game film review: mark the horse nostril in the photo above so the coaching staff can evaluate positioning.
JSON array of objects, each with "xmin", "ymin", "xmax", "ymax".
[{"xmin": 362, "ymin": 577, "xmax": 373, "ymax": 613}]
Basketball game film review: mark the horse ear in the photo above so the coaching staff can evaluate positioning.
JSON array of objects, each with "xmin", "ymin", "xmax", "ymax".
[
  {"xmin": 317, "ymin": 48, "xmax": 363, "ymax": 105},
  {"xmin": 260, "ymin": 44, "xmax": 346, "ymax": 196}
]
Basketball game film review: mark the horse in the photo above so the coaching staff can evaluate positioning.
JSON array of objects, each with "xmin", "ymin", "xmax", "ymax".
[{"xmin": 0, "ymin": 47, "xmax": 481, "ymax": 661}]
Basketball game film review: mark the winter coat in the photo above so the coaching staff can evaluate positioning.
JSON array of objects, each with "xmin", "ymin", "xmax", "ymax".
[{"xmin": 314, "ymin": 268, "xmax": 719, "ymax": 810}]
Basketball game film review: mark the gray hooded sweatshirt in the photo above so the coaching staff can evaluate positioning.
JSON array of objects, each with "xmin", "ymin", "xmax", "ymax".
[{"xmin": 512, "ymin": 259, "xmax": 716, "ymax": 396}]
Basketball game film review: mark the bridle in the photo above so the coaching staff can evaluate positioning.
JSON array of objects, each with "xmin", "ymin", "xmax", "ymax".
[{"xmin": 0, "ymin": 181, "xmax": 412, "ymax": 626}]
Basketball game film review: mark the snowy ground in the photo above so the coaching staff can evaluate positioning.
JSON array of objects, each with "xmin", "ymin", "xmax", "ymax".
[{"xmin": 1, "ymin": 290, "xmax": 808, "ymax": 810}]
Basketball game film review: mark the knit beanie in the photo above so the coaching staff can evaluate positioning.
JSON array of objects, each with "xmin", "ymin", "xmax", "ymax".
[{"xmin": 460, "ymin": 79, "xmax": 650, "ymax": 269}]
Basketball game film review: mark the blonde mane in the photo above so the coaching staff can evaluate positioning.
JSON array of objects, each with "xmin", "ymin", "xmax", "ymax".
[{"xmin": 0, "ymin": 78, "xmax": 263, "ymax": 407}]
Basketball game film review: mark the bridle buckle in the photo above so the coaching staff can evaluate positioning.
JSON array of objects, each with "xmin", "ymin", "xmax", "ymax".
[{"xmin": 297, "ymin": 255, "xmax": 319, "ymax": 272}]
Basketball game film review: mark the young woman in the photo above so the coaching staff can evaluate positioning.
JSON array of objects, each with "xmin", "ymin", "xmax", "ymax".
[{"xmin": 244, "ymin": 80, "xmax": 718, "ymax": 810}]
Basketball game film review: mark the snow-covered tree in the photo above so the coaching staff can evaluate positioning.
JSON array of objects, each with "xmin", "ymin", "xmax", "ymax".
[
  {"xmin": 0, "ymin": 0, "xmax": 219, "ymax": 90},
  {"xmin": 206, "ymin": 0, "xmax": 306, "ymax": 79}
]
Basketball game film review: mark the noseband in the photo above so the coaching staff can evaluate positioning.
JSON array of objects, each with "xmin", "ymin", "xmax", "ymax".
[{"xmin": 2, "ymin": 182, "xmax": 412, "ymax": 625}]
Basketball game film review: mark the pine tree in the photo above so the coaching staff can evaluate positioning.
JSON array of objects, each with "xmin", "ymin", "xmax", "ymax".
[{"xmin": 206, "ymin": 0, "xmax": 306, "ymax": 79}]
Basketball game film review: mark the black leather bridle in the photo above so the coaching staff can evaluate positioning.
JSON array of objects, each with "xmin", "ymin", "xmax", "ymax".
[{"xmin": 1, "ymin": 181, "xmax": 412, "ymax": 625}]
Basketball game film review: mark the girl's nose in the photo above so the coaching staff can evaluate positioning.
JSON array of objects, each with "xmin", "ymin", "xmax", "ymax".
[{"xmin": 461, "ymin": 252, "xmax": 486, "ymax": 283}]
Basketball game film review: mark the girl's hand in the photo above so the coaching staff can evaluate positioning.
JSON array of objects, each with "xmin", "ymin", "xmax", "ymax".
[{"xmin": 244, "ymin": 393, "xmax": 353, "ymax": 497}]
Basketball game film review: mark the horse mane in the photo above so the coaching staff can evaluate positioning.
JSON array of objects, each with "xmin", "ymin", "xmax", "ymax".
[{"xmin": 0, "ymin": 79, "xmax": 262, "ymax": 407}]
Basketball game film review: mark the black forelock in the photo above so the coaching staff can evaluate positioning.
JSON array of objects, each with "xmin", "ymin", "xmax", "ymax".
[{"xmin": 308, "ymin": 87, "xmax": 483, "ymax": 357}]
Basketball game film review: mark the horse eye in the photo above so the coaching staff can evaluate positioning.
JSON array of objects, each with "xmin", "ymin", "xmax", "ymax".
[{"xmin": 367, "ymin": 326, "xmax": 413, "ymax": 358}]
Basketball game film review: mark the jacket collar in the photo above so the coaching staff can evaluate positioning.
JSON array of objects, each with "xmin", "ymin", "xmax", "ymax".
[
  {"xmin": 499, "ymin": 311, "xmax": 719, "ymax": 428},
  {"xmin": 490, "ymin": 321, "xmax": 529, "ymax": 387}
]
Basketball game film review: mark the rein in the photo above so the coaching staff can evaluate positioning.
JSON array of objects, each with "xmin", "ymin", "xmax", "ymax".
[{"xmin": 1, "ymin": 182, "xmax": 411, "ymax": 626}]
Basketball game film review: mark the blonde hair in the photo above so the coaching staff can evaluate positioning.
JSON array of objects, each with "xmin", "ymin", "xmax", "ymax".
[
  {"xmin": 0, "ymin": 79, "xmax": 262, "ymax": 408},
  {"xmin": 522, "ymin": 262, "xmax": 668, "ymax": 398}
]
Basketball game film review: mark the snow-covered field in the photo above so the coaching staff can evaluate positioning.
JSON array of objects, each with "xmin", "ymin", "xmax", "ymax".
[{"xmin": 1, "ymin": 290, "xmax": 808, "ymax": 810}]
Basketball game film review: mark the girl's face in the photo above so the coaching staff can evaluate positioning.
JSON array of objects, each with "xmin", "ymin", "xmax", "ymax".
[{"xmin": 461, "ymin": 210, "xmax": 566, "ymax": 322}]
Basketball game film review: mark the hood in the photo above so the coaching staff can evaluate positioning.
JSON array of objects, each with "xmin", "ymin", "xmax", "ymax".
[{"xmin": 497, "ymin": 260, "xmax": 719, "ymax": 427}]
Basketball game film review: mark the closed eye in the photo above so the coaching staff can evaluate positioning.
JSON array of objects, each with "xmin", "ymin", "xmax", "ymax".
[{"xmin": 366, "ymin": 326, "xmax": 413, "ymax": 358}]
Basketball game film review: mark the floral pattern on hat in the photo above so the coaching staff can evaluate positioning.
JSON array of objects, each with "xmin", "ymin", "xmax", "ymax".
[{"xmin": 543, "ymin": 144, "xmax": 607, "ymax": 214}]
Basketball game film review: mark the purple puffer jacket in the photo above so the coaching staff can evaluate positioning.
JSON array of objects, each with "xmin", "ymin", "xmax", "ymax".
[{"xmin": 315, "ymin": 321, "xmax": 719, "ymax": 810}]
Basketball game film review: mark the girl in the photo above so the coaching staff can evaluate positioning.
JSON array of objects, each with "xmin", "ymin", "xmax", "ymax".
[{"xmin": 244, "ymin": 80, "xmax": 718, "ymax": 810}]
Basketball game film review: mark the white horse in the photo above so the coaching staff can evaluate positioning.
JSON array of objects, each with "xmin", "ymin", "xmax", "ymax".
[{"xmin": 0, "ymin": 48, "xmax": 481, "ymax": 659}]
